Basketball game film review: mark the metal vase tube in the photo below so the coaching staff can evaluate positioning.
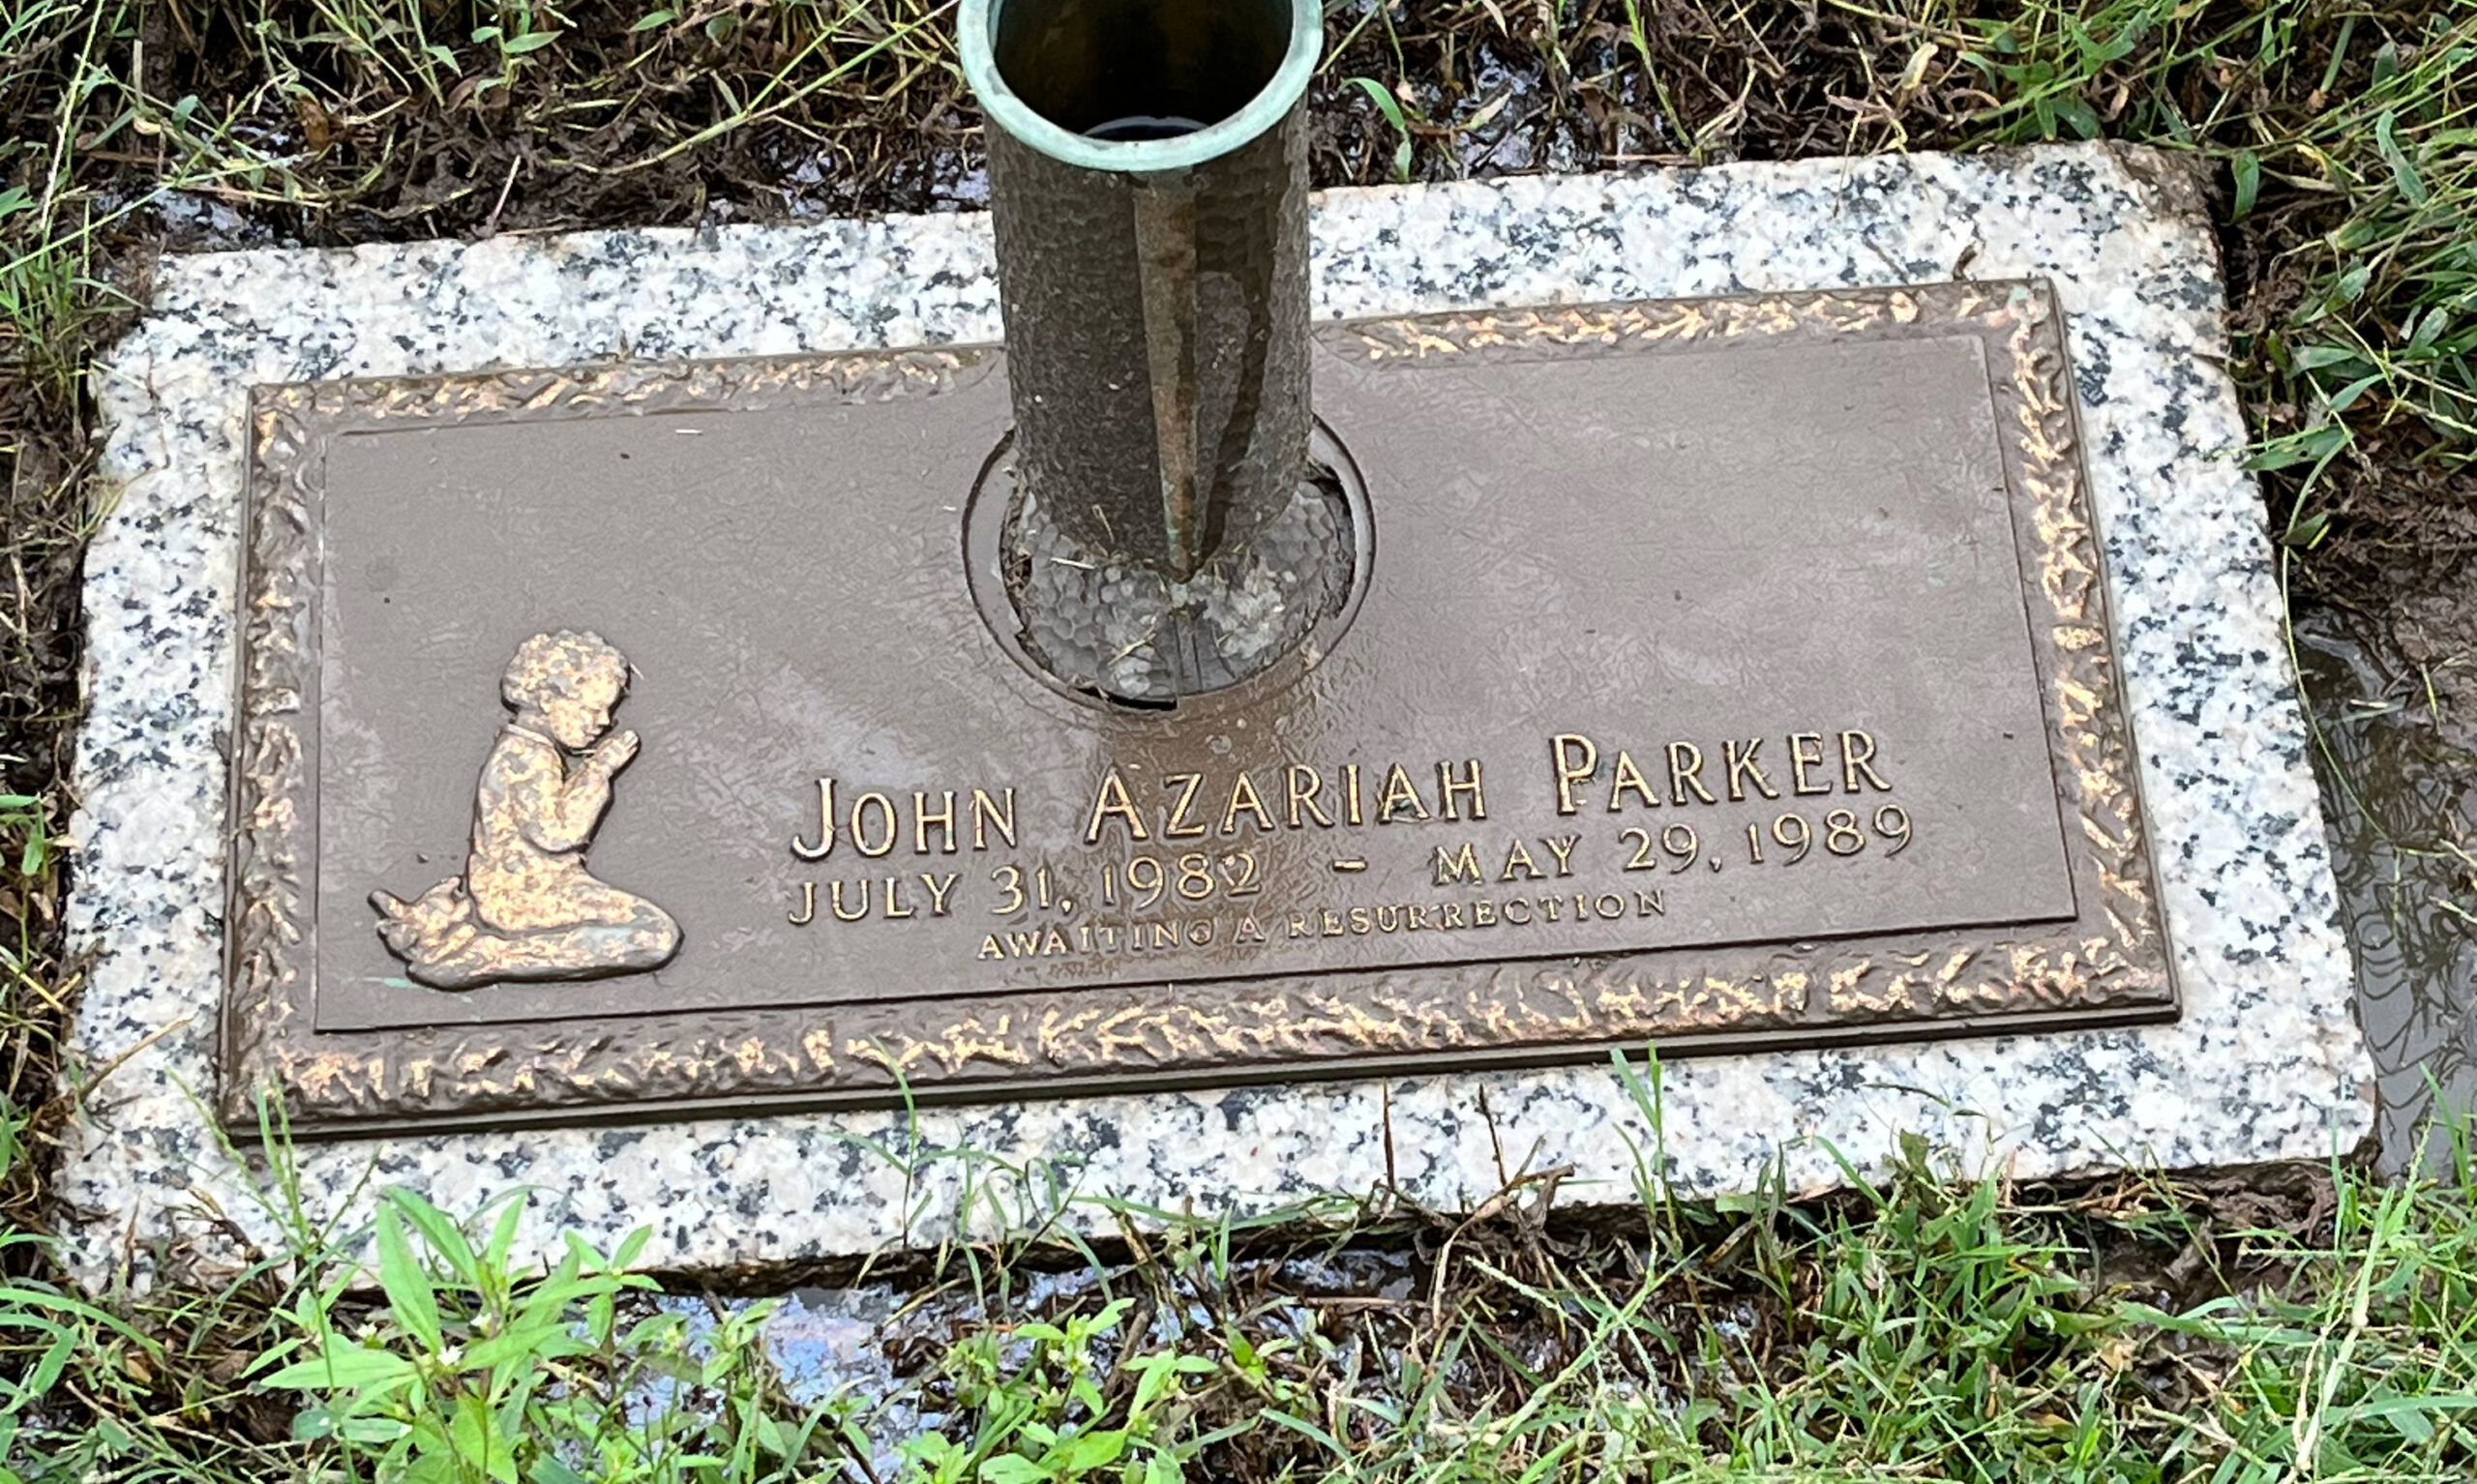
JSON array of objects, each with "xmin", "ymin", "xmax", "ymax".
[{"xmin": 960, "ymin": 0, "xmax": 1319, "ymax": 581}]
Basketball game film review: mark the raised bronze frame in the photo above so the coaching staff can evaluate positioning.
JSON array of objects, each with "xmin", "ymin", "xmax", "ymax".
[{"xmin": 222, "ymin": 282, "xmax": 2176, "ymax": 1138}]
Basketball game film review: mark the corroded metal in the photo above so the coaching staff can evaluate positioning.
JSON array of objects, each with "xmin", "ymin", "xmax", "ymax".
[
  {"xmin": 369, "ymin": 630, "xmax": 680, "ymax": 990},
  {"xmin": 993, "ymin": 441, "xmax": 1358, "ymax": 702},
  {"xmin": 961, "ymin": 0, "xmax": 1318, "ymax": 582},
  {"xmin": 220, "ymin": 283, "xmax": 2177, "ymax": 1138}
]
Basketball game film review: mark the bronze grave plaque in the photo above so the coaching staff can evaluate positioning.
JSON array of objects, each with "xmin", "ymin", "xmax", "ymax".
[{"xmin": 223, "ymin": 281, "xmax": 2175, "ymax": 1135}]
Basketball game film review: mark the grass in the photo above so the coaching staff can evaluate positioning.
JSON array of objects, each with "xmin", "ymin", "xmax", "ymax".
[
  {"xmin": 11, "ymin": 1103, "xmax": 2477, "ymax": 1480},
  {"xmin": 0, "ymin": 0, "xmax": 2473, "ymax": 1476}
]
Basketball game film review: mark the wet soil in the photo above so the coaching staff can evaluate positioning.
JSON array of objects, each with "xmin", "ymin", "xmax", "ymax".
[
  {"xmin": 646, "ymin": 1163, "xmax": 2331, "ymax": 1478},
  {"xmin": 2297, "ymin": 585, "xmax": 2477, "ymax": 1172}
]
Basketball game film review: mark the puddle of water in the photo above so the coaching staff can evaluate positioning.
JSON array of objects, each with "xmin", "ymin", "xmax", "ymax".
[
  {"xmin": 2294, "ymin": 604, "xmax": 2477, "ymax": 1172},
  {"xmin": 652, "ymin": 1242, "xmax": 1464, "ymax": 1451}
]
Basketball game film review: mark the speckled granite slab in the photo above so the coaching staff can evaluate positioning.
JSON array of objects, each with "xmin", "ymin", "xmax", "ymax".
[{"xmin": 62, "ymin": 142, "xmax": 2372, "ymax": 1290}]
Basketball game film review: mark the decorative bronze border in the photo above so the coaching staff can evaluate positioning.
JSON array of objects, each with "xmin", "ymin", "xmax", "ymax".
[{"xmin": 222, "ymin": 281, "xmax": 2175, "ymax": 1137}]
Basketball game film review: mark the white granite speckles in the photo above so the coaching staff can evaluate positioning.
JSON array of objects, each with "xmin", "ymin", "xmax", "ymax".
[{"xmin": 62, "ymin": 143, "xmax": 2371, "ymax": 1291}]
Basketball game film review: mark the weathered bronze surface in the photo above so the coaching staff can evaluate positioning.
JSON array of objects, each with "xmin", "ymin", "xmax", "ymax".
[{"xmin": 223, "ymin": 282, "xmax": 2175, "ymax": 1137}]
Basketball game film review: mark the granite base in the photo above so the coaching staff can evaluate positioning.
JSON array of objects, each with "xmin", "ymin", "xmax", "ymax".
[{"xmin": 60, "ymin": 142, "xmax": 2371, "ymax": 1290}]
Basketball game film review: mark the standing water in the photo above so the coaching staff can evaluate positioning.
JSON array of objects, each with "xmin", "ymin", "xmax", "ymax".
[{"xmin": 2294, "ymin": 604, "xmax": 2477, "ymax": 1172}]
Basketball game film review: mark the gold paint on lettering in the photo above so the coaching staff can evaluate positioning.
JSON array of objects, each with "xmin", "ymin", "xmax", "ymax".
[
  {"xmin": 1162, "ymin": 772, "xmax": 1209, "ymax": 838},
  {"xmin": 1666, "ymin": 742, "xmax": 1717, "ymax": 805},
  {"xmin": 1084, "ymin": 766, "xmax": 1149, "ymax": 845},
  {"xmin": 1839, "ymin": 729, "xmax": 1892, "ymax": 791},
  {"xmin": 829, "ymin": 878, "xmax": 870, "ymax": 922},
  {"xmin": 1789, "ymin": 732, "xmax": 1834, "ymax": 795},
  {"xmin": 1723, "ymin": 739, "xmax": 1780, "ymax": 802},
  {"xmin": 1606, "ymin": 749, "xmax": 1660, "ymax": 811},
  {"xmin": 1286, "ymin": 763, "xmax": 1333, "ymax": 827},
  {"xmin": 1435, "ymin": 841, "xmax": 1484, "ymax": 886},
  {"xmin": 1375, "ymin": 763, "xmax": 1432, "ymax": 821},
  {"xmin": 1634, "ymin": 889, "xmax": 1665, "ymax": 916},
  {"xmin": 1499, "ymin": 839, "xmax": 1544, "ymax": 881},
  {"xmin": 1436, "ymin": 758, "xmax": 1486, "ymax": 820},
  {"xmin": 921, "ymin": 871, "xmax": 960, "ymax": 915},
  {"xmin": 1235, "ymin": 915, "xmax": 1267, "ymax": 944},
  {"xmin": 1541, "ymin": 833, "xmax": 1580, "ymax": 876},
  {"xmin": 789, "ymin": 879, "xmax": 816, "ymax": 926},
  {"xmin": 882, "ymin": 876, "xmax": 915, "ymax": 919},
  {"xmin": 791, "ymin": 777, "xmax": 835, "ymax": 860},
  {"xmin": 971, "ymin": 787, "xmax": 1017, "ymax": 849},
  {"xmin": 1550, "ymin": 733, "xmax": 1597, "ymax": 815},
  {"xmin": 913, "ymin": 789, "xmax": 958, "ymax": 854},
  {"xmin": 1220, "ymin": 770, "xmax": 1275, "ymax": 835},
  {"xmin": 851, "ymin": 791, "xmax": 898, "ymax": 857}
]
